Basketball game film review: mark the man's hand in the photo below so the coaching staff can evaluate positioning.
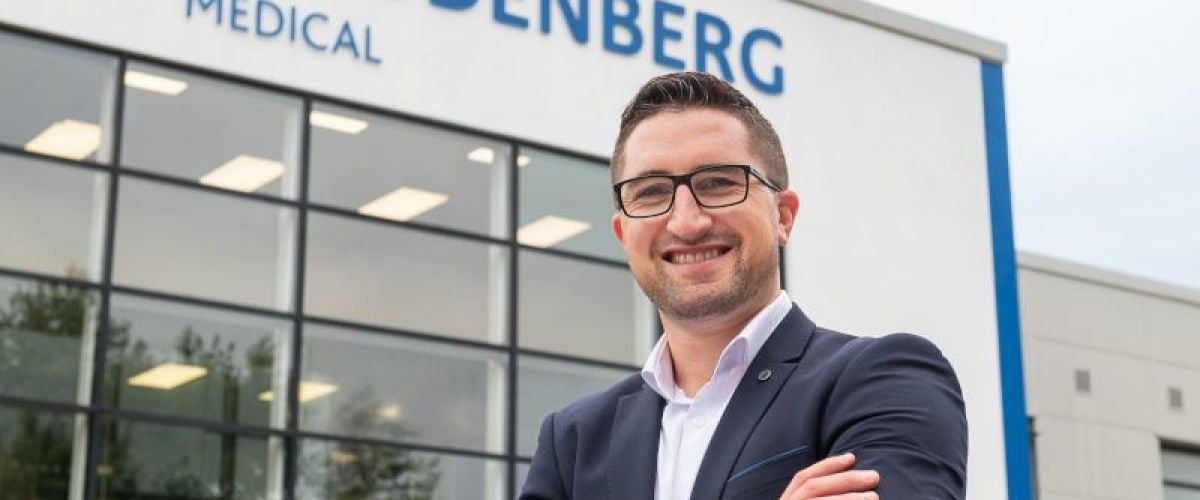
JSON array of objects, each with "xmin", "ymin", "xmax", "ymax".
[{"xmin": 779, "ymin": 452, "xmax": 880, "ymax": 499}]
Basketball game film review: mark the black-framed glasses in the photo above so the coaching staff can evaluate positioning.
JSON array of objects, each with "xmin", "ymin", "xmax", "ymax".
[{"xmin": 612, "ymin": 164, "xmax": 781, "ymax": 218}]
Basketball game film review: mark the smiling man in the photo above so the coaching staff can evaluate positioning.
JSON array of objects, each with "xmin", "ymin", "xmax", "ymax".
[{"xmin": 520, "ymin": 72, "xmax": 967, "ymax": 500}]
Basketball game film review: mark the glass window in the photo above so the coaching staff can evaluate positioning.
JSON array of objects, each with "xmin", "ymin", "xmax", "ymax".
[
  {"xmin": 0, "ymin": 276, "xmax": 97, "ymax": 404},
  {"xmin": 0, "ymin": 405, "xmax": 80, "ymax": 499},
  {"xmin": 517, "ymin": 355, "xmax": 633, "ymax": 456},
  {"xmin": 305, "ymin": 212, "xmax": 507, "ymax": 343},
  {"xmin": 94, "ymin": 418, "xmax": 280, "ymax": 500},
  {"xmin": 309, "ymin": 102, "xmax": 510, "ymax": 238},
  {"xmin": 519, "ymin": 251, "xmax": 653, "ymax": 365},
  {"xmin": 0, "ymin": 152, "xmax": 108, "ymax": 280},
  {"xmin": 1164, "ymin": 447, "xmax": 1200, "ymax": 499},
  {"xmin": 0, "ymin": 31, "xmax": 117, "ymax": 163},
  {"xmin": 518, "ymin": 148, "xmax": 624, "ymax": 261},
  {"xmin": 104, "ymin": 294, "xmax": 291, "ymax": 428},
  {"xmin": 120, "ymin": 61, "xmax": 302, "ymax": 199},
  {"xmin": 112, "ymin": 177, "xmax": 297, "ymax": 311},
  {"xmin": 515, "ymin": 462, "xmax": 530, "ymax": 500},
  {"xmin": 300, "ymin": 322, "xmax": 507, "ymax": 454},
  {"xmin": 298, "ymin": 437, "xmax": 506, "ymax": 500}
]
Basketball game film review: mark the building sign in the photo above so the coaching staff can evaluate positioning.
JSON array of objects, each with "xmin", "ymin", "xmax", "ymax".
[{"xmin": 184, "ymin": 0, "xmax": 786, "ymax": 94}]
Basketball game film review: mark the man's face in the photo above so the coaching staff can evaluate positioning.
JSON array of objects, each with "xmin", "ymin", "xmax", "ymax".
[{"xmin": 612, "ymin": 108, "xmax": 798, "ymax": 320}]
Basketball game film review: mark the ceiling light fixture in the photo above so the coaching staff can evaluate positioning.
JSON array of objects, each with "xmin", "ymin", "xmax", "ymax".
[
  {"xmin": 24, "ymin": 119, "xmax": 102, "ymax": 160},
  {"xmin": 358, "ymin": 186, "xmax": 449, "ymax": 221},
  {"xmin": 199, "ymin": 155, "xmax": 285, "ymax": 193},
  {"xmin": 128, "ymin": 363, "xmax": 208, "ymax": 390},
  {"xmin": 518, "ymin": 215, "xmax": 591, "ymax": 248},
  {"xmin": 309, "ymin": 110, "xmax": 369, "ymax": 134},
  {"xmin": 124, "ymin": 70, "xmax": 189, "ymax": 96}
]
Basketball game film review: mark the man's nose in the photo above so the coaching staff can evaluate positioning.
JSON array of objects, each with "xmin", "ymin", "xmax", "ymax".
[{"xmin": 665, "ymin": 183, "xmax": 712, "ymax": 239}]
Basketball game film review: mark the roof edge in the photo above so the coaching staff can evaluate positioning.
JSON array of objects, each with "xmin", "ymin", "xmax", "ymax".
[
  {"xmin": 1018, "ymin": 251, "xmax": 1200, "ymax": 307},
  {"xmin": 792, "ymin": 0, "xmax": 1008, "ymax": 63}
]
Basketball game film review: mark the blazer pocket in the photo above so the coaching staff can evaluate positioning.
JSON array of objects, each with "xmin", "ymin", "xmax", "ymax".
[{"xmin": 723, "ymin": 445, "xmax": 810, "ymax": 499}]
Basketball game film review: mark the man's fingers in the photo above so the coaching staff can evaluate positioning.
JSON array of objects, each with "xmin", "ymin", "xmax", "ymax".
[
  {"xmin": 783, "ymin": 470, "xmax": 879, "ymax": 499},
  {"xmin": 780, "ymin": 452, "xmax": 857, "ymax": 497},
  {"xmin": 811, "ymin": 493, "xmax": 879, "ymax": 500}
]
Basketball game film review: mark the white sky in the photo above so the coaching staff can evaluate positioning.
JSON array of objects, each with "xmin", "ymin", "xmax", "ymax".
[{"xmin": 864, "ymin": 0, "xmax": 1200, "ymax": 290}]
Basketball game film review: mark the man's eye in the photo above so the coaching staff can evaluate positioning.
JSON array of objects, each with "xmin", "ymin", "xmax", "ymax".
[
  {"xmin": 695, "ymin": 177, "xmax": 738, "ymax": 191},
  {"xmin": 633, "ymin": 184, "xmax": 671, "ymax": 199}
]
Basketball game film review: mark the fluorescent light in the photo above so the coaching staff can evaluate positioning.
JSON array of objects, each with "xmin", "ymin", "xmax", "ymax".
[
  {"xmin": 124, "ymin": 70, "xmax": 188, "ymax": 96},
  {"xmin": 309, "ymin": 110, "xmax": 369, "ymax": 134},
  {"xmin": 200, "ymin": 155, "xmax": 285, "ymax": 193},
  {"xmin": 517, "ymin": 154, "xmax": 531, "ymax": 167},
  {"xmin": 518, "ymin": 215, "xmax": 591, "ymax": 248},
  {"xmin": 128, "ymin": 363, "xmax": 208, "ymax": 390},
  {"xmin": 467, "ymin": 146, "xmax": 495, "ymax": 164},
  {"xmin": 24, "ymin": 119, "xmax": 102, "ymax": 160},
  {"xmin": 257, "ymin": 381, "xmax": 339, "ymax": 404},
  {"xmin": 357, "ymin": 186, "xmax": 449, "ymax": 222},
  {"xmin": 377, "ymin": 403, "xmax": 403, "ymax": 421},
  {"xmin": 331, "ymin": 450, "xmax": 358, "ymax": 464}
]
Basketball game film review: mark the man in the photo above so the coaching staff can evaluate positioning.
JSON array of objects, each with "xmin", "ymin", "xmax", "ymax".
[{"xmin": 520, "ymin": 72, "xmax": 967, "ymax": 499}]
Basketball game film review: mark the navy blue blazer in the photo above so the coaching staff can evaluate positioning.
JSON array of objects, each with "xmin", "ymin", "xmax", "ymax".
[{"xmin": 520, "ymin": 305, "xmax": 967, "ymax": 499}]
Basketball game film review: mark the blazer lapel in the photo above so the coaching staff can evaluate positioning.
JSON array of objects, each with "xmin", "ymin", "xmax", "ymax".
[
  {"xmin": 689, "ymin": 305, "xmax": 817, "ymax": 500},
  {"xmin": 609, "ymin": 384, "xmax": 665, "ymax": 500}
]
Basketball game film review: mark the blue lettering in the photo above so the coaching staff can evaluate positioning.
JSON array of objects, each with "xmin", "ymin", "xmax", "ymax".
[
  {"xmin": 695, "ymin": 11, "xmax": 733, "ymax": 82},
  {"xmin": 230, "ymin": 0, "xmax": 249, "ymax": 32},
  {"xmin": 364, "ymin": 25, "xmax": 382, "ymax": 64},
  {"xmin": 187, "ymin": 0, "xmax": 223, "ymax": 25},
  {"xmin": 741, "ymin": 28, "xmax": 783, "ymax": 95},
  {"xmin": 602, "ymin": 0, "xmax": 641, "ymax": 55},
  {"xmin": 652, "ymin": 1, "xmax": 684, "ymax": 70},
  {"xmin": 289, "ymin": 6, "xmax": 297, "ymax": 41},
  {"xmin": 430, "ymin": 0, "xmax": 477, "ymax": 9},
  {"xmin": 332, "ymin": 21, "xmax": 360, "ymax": 59},
  {"xmin": 493, "ymin": 0, "xmax": 529, "ymax": 29},
  {"xmin": 540, "ymin": 0, "xmax": 588, "ymax": 44},
  {"xmin": 302, "ymin": 13, "xmax": 328, "ymax": 50},
  {"xmin": 255, "ymin": 0, "xmax": 283, "ymax": 37}
]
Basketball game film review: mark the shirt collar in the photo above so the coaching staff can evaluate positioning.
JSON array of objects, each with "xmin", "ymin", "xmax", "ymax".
[{"xmin": 640, "ymin": 290, "xmax": 793, "ymax": 401}]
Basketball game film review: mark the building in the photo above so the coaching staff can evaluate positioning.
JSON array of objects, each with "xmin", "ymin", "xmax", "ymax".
[
  {"xmin": 1019, "ymin": 252, "xmax": 1200, "ymax": 500},
  {"xmin": 0, "ymin": 0, "xmax": 1027, "ymax": 498}
]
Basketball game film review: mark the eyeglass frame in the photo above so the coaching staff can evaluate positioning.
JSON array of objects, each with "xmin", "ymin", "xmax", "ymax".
[{"xmin": 611, "ymin": 164, "xmax": 783, "ymax": 218}]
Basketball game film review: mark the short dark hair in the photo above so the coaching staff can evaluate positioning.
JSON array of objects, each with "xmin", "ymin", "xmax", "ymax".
[{"xmin": 611, "ymin": 71, "xmax": 788, "ymax": 189}]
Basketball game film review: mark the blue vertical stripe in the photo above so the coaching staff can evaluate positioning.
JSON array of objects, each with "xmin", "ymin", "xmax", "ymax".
[{"xmin": 982, "ymin": 61, "xmax": 1033, "ymax": 500}]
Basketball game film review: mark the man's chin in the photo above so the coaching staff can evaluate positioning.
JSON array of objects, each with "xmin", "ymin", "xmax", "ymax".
[{"xmin": 658, "ymin": 287, "xmax": 743, "ymax": 320}]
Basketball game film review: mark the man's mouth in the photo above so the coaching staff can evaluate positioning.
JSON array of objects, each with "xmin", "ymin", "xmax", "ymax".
[{"xmin": 662, "ymin": 246, "xmax": 732, "ymax": 265}]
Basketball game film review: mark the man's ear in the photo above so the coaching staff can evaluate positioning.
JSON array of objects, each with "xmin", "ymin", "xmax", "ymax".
[
  {"xmin": 775, "ymin": 189, "xmax": 800, "ymax": 246},
  {"xmin": 612, "ymin": 212, "xmax": 625, "ymax": 244}
]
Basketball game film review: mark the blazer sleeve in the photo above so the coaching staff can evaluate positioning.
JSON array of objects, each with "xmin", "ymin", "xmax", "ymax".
[
  {"xmin": 823, "ymin": 333, "xmax": 968, "ymax": 499},
  {"xmin": 520, "ymin": 412, "xmax": 570, "ymax": 499}
]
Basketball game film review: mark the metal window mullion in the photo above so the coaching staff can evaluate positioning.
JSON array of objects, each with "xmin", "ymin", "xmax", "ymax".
[
  {"xmin": 282, "ymin": 98, "xmax": 312, "ymax": 500},
  {"xmin": 506, "ymin": 144, "xmax": 521, "ymax": 500},
  {"xmin": 81, "ymin": 55, "xmax": 126, "ymax": 500}
]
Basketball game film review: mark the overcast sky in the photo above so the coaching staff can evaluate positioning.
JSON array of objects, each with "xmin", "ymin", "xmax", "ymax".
[{"xmin": 864, "ymin": 0, "xmax": 1200, "ymax": 290}]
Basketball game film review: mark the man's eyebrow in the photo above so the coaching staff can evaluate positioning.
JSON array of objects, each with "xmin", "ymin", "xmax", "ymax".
[{"xmin": 628, "ymin": 163, "xmax": 731, "ymax": 177}]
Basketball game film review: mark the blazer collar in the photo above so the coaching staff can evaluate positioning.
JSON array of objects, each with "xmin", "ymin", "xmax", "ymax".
[
  {"xmin": 609, "ymin": 383, "xmax": 666, "ymax": 500},
  {"xmin": 688, "ymin": 304, "xmax": 817, "ymax": 500}
]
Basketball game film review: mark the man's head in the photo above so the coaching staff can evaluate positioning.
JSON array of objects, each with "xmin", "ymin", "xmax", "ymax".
[
  {"xmin": 611, "ymin": 72, "xmax": 799, "ymax": 323},
  {"xmin": 612, "ymin": 72, "xmax": 788, "ymax": 189}
]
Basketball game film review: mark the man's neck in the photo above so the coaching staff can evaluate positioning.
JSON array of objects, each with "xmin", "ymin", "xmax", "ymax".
[{"xmin": 660, "ymin": 288, "xmax": 780, "ymax": 398}]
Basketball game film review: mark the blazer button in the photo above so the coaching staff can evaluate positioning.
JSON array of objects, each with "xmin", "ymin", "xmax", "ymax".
[{"xmin": 757, "ymin": 369, "xmax": 772, "ymax": 381}]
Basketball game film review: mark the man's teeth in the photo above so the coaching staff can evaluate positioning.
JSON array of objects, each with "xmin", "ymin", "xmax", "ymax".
[{"xmin": 671, "ymin": 249, "xmax": 723, "ymax": 264}]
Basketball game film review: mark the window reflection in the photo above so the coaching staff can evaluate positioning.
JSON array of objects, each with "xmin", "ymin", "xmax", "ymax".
[
  {"xmin": 0, "ymin": 152, "xmax": 108, "ymax": 281},
  {"xmin": 95, "ymin": 418, "xmax": 279, "ymax": 500},
  {"xmin": 301, "ymin": 323, "xmax": 507, "ymax": 454},
  {"xmin": 305, "ymin": 212, "xmax": 507, "ymax": 343},
  {"xmin": 0, "ymin": 31, "xmax": 117, "ymax": 163},
  {"xmin": 518, "ymin": 148, "xmax": 624, "ymax": 261},
  {"xmin": 113, "ymin": 177, "xmax": 297, "ymax": 311},
  {"xmin": 519, "ymin": 250, "xmax": 652, "ymax": 365},
  {"xmin": 309, "ymin": 102, "xmax": 510, "ymax": 237},
  {"xmin": 0, "ymin": 406, "xmax": 79, "ymax": 499},
  {"xmin": 105, "ymin": 294, "xmax": 291, "ymax": 428},
  {"xmin": 0, "ymin": 276, "xmax": 96, "ymax": 404},
  {"xmin": 298, "ymin": 438, "xmax": 505, "ymax": 500},
  {"xmin": 517, "ymin": 356, "xmax": 633, "ymax": 456},
  {"xmin": 120, "ymin": 61, "xmax": 302, "ymax": 199}
]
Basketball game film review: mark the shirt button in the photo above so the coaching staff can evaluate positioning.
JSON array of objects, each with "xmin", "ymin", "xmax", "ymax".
[{"xmin": 690, "ymin": 416, "xmax": 707, "ymax": 428}]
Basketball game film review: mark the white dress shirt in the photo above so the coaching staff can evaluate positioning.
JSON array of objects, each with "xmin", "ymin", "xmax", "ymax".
[{"xmin": 640, "ymin": 291, "xmax": 793, "ymax": 500}]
